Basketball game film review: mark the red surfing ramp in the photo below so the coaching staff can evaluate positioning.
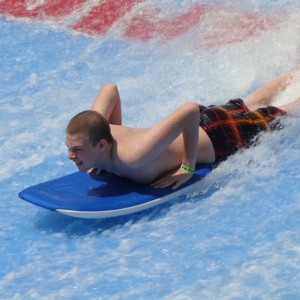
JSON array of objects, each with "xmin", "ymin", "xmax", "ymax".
[
  {"xmin": 73, "ymin": 0, "xmax": 141, "ymax": 36},
  {"xmin": 0, "ymin": 0, "xmax": 279, "ymax": 47},
  {"xmin": 0, "ymin": 0, "xmax": 86, "ymax": 18}
]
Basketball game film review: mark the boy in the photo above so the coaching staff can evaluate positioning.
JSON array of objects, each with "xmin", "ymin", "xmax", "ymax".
[{"xmin": 65, "ymin": 70, "xmax": 300, "ymax": 189}]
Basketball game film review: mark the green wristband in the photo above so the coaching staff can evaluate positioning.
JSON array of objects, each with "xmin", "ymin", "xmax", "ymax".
[{"xmin": 180, "ymin": 163, "xmax": 195, "ymax": 174}]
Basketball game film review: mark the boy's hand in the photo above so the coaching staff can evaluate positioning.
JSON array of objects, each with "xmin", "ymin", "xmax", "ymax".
[
  {"xmin": 150, "ymin": 167, "xmax": 193, "ymax": 190},
  {"xmin": 87, "ymin": 168, "xmax": 102, "ymax": 175}
]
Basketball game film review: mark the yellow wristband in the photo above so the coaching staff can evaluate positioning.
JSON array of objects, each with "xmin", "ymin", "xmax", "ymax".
[{"xmin": 180, "ymin": 163, "xmax": 195, "ymax": 174}]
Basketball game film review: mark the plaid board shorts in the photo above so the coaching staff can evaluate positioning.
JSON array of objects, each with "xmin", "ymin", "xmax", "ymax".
[{"xmin": 199, "ymin": 99, "xmax": 287, "ymax": 161}]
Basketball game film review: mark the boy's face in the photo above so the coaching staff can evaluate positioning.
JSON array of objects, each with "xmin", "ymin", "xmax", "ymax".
[{"xmin": 65, "ymin": 134, "xmax": 100, "ymax": 172}]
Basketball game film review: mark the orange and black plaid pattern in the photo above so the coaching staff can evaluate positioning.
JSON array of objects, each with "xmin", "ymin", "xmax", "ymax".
[{"xmin": 199, "ymin": 99, "xmax": 287, "ymax": 160}]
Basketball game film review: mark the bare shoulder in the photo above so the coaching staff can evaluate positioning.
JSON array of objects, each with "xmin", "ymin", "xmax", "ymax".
[
  {"xmin": 110, "ymin": 124, "xmax": 150, "ymax": 163},
  {"xmin": 110, "ymin": 124, "xmax": 148, "ymax": 139}
]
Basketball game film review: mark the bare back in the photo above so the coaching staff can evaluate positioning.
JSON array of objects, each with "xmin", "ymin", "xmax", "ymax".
[{"xmin": 109, "ymin": 124, "xmax": 215, "ymax": 182}]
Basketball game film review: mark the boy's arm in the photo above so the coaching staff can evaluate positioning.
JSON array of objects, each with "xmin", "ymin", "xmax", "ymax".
[
  {"xmin": 88, "ymin": 83, "xmax": 122, "ymax": 175},
  {"xmin": 129, "ymin": 102, "xmax": 200, "ymax": 189},
  {"xmin": 91, "ymin": 83, "xmax": 122, "ymax": 125}
]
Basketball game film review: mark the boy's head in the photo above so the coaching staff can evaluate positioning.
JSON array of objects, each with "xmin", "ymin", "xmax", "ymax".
[{"xmin": 66, "ymin": 110, "xmax": 113, "ymax": 145}]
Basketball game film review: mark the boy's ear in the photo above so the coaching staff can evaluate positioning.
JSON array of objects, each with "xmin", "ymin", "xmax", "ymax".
[{"xmin": 98, "ymin": 139, "xmax": 108, "ymax": 150}]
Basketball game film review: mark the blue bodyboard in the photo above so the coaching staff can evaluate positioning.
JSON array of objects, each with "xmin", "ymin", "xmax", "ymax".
[{"xmin": 18, "ymin": 164, "xmax": 212, "ymax": 218}]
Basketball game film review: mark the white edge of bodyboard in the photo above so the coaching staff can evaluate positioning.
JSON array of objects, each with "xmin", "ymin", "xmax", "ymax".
[{"xmin": 56, "ymin": 180, "xmax": 200, "ymax": 219}]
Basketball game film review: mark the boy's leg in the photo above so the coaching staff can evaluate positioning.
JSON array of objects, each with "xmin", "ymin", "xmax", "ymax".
[
  {"xmin": 277, "ymin": 97, "xmax": 300, "ymax": 114},
  {"xmin": 244, "ymin": 70, "xmax": 298, "ymax": 110}
]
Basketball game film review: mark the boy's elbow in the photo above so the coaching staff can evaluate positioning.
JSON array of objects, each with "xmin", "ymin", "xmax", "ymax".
[
  {"xmin": 181, "ymin": 102, "xmax": 200, "ymax": 119},
  {"xmin": 184, "ymin": 102, "xmax": 200, "ymax": 112},
  {"xmin": 102, "ymin": 82, "xmax": 118, "ymax": 92}
]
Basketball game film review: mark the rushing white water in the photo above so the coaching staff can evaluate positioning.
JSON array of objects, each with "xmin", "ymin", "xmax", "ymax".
[{"xmin": 1, "ymin": 1, "xmax": 300, "ymax": 299}]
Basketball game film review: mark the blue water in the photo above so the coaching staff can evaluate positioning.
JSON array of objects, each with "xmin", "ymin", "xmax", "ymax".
[{"xmin": 1, "ymin": 1, "xmax": 300, "ymax": 299}]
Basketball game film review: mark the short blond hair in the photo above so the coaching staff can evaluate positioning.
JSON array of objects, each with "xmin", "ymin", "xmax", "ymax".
[{"xmin": 66, "ymin": 110, "xmax": 113, "ymax": 145}]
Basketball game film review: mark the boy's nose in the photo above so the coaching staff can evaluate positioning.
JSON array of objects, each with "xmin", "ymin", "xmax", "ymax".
[{"xmin": 68, "ymin": 150, "xmax": 76, "ymax": 160}]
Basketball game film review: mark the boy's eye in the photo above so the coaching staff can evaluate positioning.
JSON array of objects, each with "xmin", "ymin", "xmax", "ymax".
[
  {"xmin": 65, "ymin": 143, "xmax": 83, "ymax": 152},
  {"xmin": 67, "ymin": 147, "xmax": 83, "ymax": 153}
]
